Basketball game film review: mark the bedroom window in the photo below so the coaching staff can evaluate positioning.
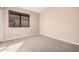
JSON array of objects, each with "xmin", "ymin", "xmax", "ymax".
[{"xmin": 9, "ymin": 10, "xmax": 30, "ymax": 27}]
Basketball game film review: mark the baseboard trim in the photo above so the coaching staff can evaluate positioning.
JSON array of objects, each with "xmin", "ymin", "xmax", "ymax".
[
  {"xmin": 39, "ymin": 33, "xmax": 79, "ymax": 46},
  {"xmin": 2, "ymin": 33, "xmax": 79, "ymax": 46},
  {"xmin": 3, "ymin": 33, "xmax": 38, "ymax": 41}
]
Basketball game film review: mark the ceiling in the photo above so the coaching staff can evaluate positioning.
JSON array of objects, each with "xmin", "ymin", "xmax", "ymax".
[{"xmin": 21, "ymin": 7, "xmax": 46, "ymax": 13}]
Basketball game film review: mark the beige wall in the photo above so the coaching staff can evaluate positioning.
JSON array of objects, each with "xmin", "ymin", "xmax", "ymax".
[
  {"xmin": 0, "ymin": 8, "xmax": 1, "ymax": 41},
  {"xmin": 2, "ymin": 7, "xmax": 79, "ymax": 45},
  {"xmin": 0, "ymin": 8, "xmax": 3, "ymax": 41},
  {"xmin": 3, "ymin": 7, "xmax": 39, "ymax": 41},
  {"xmin": 40, "ymin": 7, "xmax": 79, "ymax": 44}
]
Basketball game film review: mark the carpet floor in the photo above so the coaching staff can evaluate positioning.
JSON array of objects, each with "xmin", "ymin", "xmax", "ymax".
[{"xmin": 0, "ymin": 35, "xmax": 79, "ymax": 52}]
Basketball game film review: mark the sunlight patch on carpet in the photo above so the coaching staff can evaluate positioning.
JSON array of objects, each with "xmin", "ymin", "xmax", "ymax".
[{"xmin": 2, "ymin": 41, "xmax": 24, "ymax": 52}]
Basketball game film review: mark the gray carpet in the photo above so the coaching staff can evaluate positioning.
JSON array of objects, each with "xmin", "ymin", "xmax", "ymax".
[{"xmin": 0, "ymin": 35, "xmax": 79, "ymax": 52}]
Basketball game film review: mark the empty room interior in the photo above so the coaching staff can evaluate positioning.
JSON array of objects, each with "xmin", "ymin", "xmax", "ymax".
[{"xmin": 0, "ymin": 7, "xmax": 79, "ymax": 52}]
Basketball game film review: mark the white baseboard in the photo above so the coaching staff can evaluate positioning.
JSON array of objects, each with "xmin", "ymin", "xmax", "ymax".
[
  {"xmin": 40, "ymin": 33, "xmax": 79, "ymax": 46},
  {"xmin": 3, "ymin": 33, "xmax": 38, "ymax": 41},
  {"xmin": 2, "ymin": 33, "xmax": 79, "ymax": 46}
]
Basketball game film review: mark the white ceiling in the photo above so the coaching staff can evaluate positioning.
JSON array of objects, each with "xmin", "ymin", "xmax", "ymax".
[{"xmin": 21, "ymin": 7, "xmax": 46, "ymax": 13}]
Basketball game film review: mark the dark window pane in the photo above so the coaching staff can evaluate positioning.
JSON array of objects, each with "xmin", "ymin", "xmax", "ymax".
[
  {"xmin": 21, "ymin": 16, "xmax": 29, "ymax": 27},
  {"xmin": 9, "ymin": 14, "xmax": 20, "ymax": 27}
]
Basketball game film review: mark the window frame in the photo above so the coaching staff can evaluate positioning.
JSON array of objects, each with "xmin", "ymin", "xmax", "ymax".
[{"xmin": 9, "ymin": 10, "xmax": 30, "ymax": 27}]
